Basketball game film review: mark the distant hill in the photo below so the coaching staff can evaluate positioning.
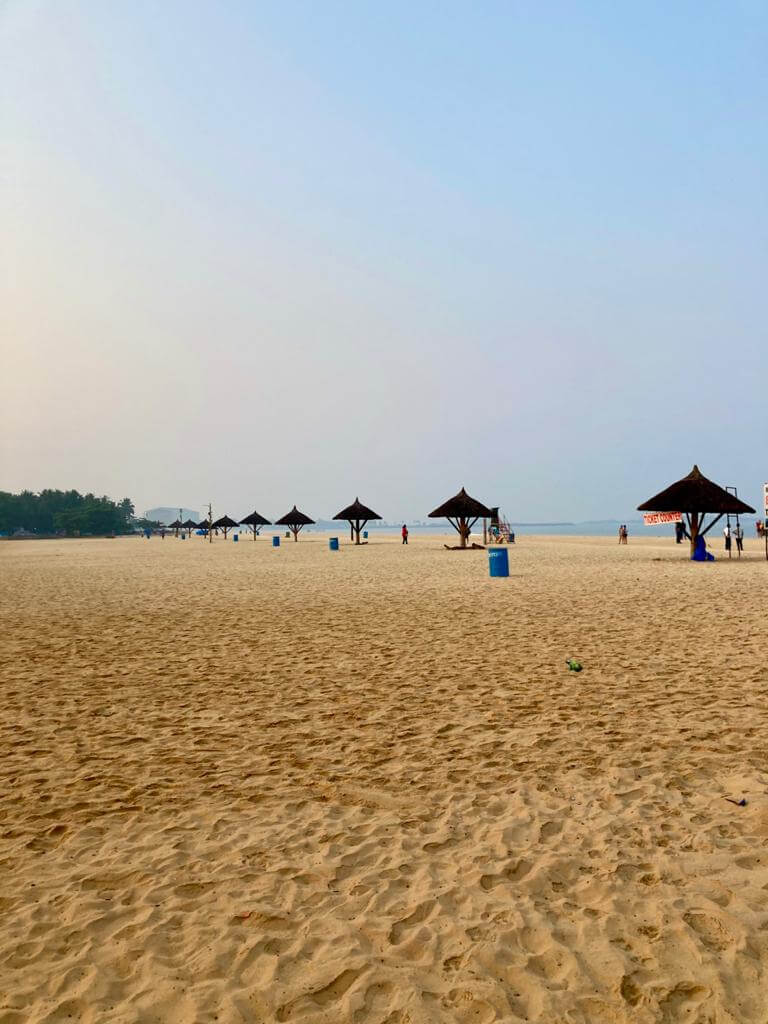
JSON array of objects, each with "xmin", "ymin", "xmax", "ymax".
[{"xmin": 144, "ymin": 507, "xmax": 199, "ymax": 525}]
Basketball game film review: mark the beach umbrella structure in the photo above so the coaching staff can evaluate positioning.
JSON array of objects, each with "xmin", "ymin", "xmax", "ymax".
[
  {"xmin": 182, "ymin": 518, "xmax": 198, "ymax": 535},
  {"xmin": 275, "ymin": 505, "xmax": 315, "ymax": 542},
  {"xmin": 428, "ymin": 487, "xmax": 493, "ymax": 549},
  {"xmin": 195, "ymin": 518, "xmax": 210, "ymax": 536},
  {"xmin": 212, "ymin": 514, "xmax": 239, "ymax": 540},
  {"xmin": 240, "ymin": 510, "xmax": 271, "ymax": 540},
  {"xmin": 333, "ymin": 497, "xmax": 382, "ymax": 544},
  {"xmin": 168, "ymin": 518, "xmax": 182, "ymax": 537},
  {"xmin": 638, "ymin": 465, "xmax": 754, "ymax": 558}
]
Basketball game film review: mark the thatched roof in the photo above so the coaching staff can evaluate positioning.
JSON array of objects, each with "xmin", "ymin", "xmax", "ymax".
[
  {"xmin": 182, "ymin": 518, "xmax": 198, "ymax": 528},
  {"xmin": 428, "ymin": 487, "xmax": 493, "ymax": 520},
  {"xmin": 169, "ymin": 519, "xmax": 182, "ymax": 528},
  {"xmin": 275, "ymin": 506, "xmax": 315, "ymax": 526},
  {"xmin": 195, "ymin": 520, "xmax": 210, "ymax": 530},
  {"xmin": 240, "ymin": 510, "xmax": 271, "ymax": 526},
  {"xmin": 638, "ymin": 465, "xmax": 755, "ymax": 515},
  {"xmin": 333, "ymin": 497, "xmax": 381, "ymax": 522},
  {"xmin": 211, "ymin": 512, "xmax": 239, "ymax": 528},
  {"xmin": 210, "ymin": 512, "xmax": 237, "ymax": 528}
]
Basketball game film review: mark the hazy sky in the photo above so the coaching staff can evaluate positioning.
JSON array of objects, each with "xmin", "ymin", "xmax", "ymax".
[{"xmin": 3, "ymin": 1, "xmax": 766, "ymax": 521}]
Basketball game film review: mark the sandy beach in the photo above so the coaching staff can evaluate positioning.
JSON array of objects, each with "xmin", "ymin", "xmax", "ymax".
[{"xmin": 1, "ymin": 532, "xmax": 767, "ymax": 1023}]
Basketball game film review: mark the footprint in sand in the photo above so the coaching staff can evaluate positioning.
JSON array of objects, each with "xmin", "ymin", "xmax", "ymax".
[
  {"xmin": 443, "ymin": 989, "xmax": 496, "ymax": 1024},
  {"xmin": 683, "ymin": 911, "xmax": 735, "ymax": 952},
  {"xmin": 620, "ymin": 973, "xmax": 643, "ymax": 1006},
  {"xmin": 443, "ymin": 954, "xmax": 463, "ymax": 972},
  {"xmin": 388, "ymin": 900, "xmax": 436, "ymax": 944},
  {"xmin": 539, "ymin": 820, "xmax": 562, "ymax": 841},
  {"xmin": 735, "ymin": 854, "xmax": 763, "ymax": 870},
  {"xmin": 174, "ymin": 881, "xmax": 213, "ymax": 898},
  {"xmin": 658, "ymin": 982, "xmax": 710, "ymax": 1021},
  {"xmin": 351, "ymin": 981, "xmax": 394, "ymax": 1023},
  {"xmin": 276, "ymin": 966, "xmax": 367, "ymax": 1021},
  {"xmin": 479, "ymin": 859, "xmax": 532, "ymax": 890},
  {"xmin": 423, "ymin": 837, "xmax": 455, "ymax": 853}
]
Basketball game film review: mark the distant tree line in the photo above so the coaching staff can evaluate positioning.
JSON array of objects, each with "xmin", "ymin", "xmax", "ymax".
[{"xmin": 0, "ymin": 489, "xmax": 141, "ymax": 536}]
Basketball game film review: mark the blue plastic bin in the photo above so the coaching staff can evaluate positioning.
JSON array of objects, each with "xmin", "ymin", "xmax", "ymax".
[
  {"xmin": 272, "ymin": 536, "xmax": 280, "ymax": 547},
  {"xmin": 488, "ymin": 547, "xmax": 509, "ymax": 577},
  {"xmin": 329, "ymin": 537, "xmax": 339, "ymax": 551}
]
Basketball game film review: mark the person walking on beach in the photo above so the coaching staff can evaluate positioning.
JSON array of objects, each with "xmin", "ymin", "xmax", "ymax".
[
  {"xmin": 735, "ymin": 522, "xmax": 744, "ymax": 552},
  {"xmin": 618, "ymin": 524, "xmax": 623, "ymax": 544},
  {"xmin": 401, "ymin": 524, "xmax": 408, "ymax": 545}
]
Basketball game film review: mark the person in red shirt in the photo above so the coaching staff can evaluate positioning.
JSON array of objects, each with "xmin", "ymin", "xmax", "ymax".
[{"xmin": 401, "ymin": 524, "xmax": 408, "ymax": 545}]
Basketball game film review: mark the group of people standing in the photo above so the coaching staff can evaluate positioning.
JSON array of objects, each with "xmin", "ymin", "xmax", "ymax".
[
  {"xmin": 617, "ymin": 524, "xmax": 628, "ymax": 544},
  {"xmin": 674, "ymin": 519, "xmax": 747, "ymax": 552}
]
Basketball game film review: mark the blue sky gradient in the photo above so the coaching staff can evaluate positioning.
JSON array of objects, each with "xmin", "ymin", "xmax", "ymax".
[{"xmin": 2, "ymin": 1, "xmax": 766, "ymax": 520}]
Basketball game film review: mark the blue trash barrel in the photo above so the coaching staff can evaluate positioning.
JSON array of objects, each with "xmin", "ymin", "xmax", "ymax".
[
  {"xmin": 363, "ymin": 531, "xmax": 368, "ymax": 540},
  {"xmin": 272, "ymin": 535, "xmax": 280, "ymax": 547},
  {"xmin": 488, "ymin": 547, "xmax": 509, "ymax": 577},
  {"xmin": 233, "ymin": 534, "xmax": 239, "ymax": 542},
  {"xmin": 329, "ymin": 537, "xmax": 339, "ymax": 551},
  {"xmin": 181, "ymin": 533, "xmax": 186, "ymax": 540}
]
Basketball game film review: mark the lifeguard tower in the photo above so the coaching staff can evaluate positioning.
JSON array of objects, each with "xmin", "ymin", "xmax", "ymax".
[{"xmin": 485, "ymin": 507, "xmax": 514, "ymax": 544}]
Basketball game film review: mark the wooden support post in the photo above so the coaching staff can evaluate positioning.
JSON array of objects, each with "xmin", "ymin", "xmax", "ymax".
[{"xmin": 700, "ymin": 513, "xmax": 723, "ymax": 538}]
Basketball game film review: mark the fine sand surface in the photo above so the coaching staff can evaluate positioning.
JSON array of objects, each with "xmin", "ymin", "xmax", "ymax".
[{"xmin": 1, "ymin": 532, "xmax": 768, "ymax": 1023}]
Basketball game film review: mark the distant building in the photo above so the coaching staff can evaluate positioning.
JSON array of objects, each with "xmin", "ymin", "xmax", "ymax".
[{"xmin": 143, "ymin": 507, "xmax": 199, "ymax": 525}]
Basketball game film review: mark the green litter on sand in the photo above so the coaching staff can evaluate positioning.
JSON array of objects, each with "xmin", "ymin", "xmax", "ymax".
[{"xmin": 566, "ymin": 658, "xmax": 583, "ymax": 672}]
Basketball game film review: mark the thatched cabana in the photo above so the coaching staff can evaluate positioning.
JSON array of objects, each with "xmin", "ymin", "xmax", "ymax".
[
  {"xmin": 333, "ymin": 497, "xmax": 381, "ymax": 544},
  {"xmin": 195, "ymin": 519, "xmax": 210, "ymax": 535},
  {"xmin": 638, "ymin": 465, "xmax": 754, "ymax": 557},
  {"xmin": 275, "ymin": 506, "xmax": 315, "ymax": 542},
  {"xmin": 169, "ymin": 518, "xmax": 182, "ymax": 537},
  {"xmin": 428, "ymin": 487, "xmax": 493, "ymax": 549},
  {"xmin": 182, "ymin": 518, "xmax": 198, "ymax": 535},
  {"xmin": 240, "ymin": 510, "xmax": 271, "ymax": 540},
  {"xmin": 212, "ymin": 514, "xmax": 239, "ymax": 540}
]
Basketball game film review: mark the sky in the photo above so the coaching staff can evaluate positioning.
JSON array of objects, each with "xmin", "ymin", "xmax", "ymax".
[{"xmin": 2, "ymin": 1, "xmax": 766, "ymax": 521}]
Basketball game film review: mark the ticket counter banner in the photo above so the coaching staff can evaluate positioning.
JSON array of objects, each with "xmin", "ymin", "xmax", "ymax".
[{"xmin": 642, "ymin": 511, "xmax": 682, "ymax": 526}]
